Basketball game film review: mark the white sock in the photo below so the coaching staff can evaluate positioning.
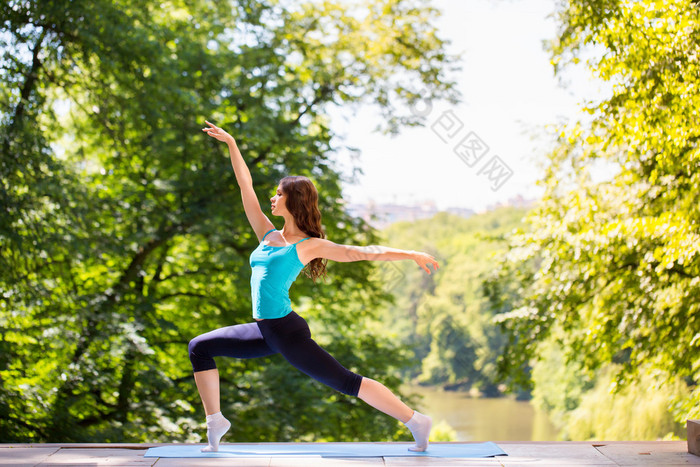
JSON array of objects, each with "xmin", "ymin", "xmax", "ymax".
[
  {"xmin": 403, "ymin": 410, "xmax": 432, "ymax": 452},
  {"xmin": 200, "ymin": 412, "xmax": 231, "ymax": 452}
]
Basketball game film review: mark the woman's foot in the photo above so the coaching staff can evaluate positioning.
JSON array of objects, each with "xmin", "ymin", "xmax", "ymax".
[
  {"xmin": 200, "ymin": 412, "xmax": 231, "ymax": 452},
  {"xmin": 403, "ymin": 410, "xmax": 432, "ymax": 452}
]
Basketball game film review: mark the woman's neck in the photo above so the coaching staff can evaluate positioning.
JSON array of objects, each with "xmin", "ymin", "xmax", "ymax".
[
  {"xmin": 279, "ymin": 213, "xmax": 305, "ymax": 238},
  {"xmin": 281, "ymin": 225, "xmax": 304, "ymax": 238}
]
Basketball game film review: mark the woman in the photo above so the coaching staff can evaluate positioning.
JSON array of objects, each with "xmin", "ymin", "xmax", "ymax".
[{"xmin": 188, "ymin": 121, "xmax": 439, "ymax": 452}]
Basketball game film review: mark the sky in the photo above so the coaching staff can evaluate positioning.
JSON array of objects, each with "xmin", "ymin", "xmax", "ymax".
[{"xmin": 328, "ymin": 0, "xmax": 603, "ymax": 213}]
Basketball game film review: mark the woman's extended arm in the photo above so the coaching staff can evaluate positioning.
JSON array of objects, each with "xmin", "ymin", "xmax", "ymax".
[
  {"xmin": 309, "ymin": 239, "xmax": 439, "ymax": 275},
  {"xmin": 202, "ymin": 121, "xmax": 274, "ymax": 240}
]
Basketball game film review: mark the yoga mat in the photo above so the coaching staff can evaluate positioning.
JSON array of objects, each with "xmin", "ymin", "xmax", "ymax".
[{"xmin": 145, "ymin": 442, "xmax": 507, "ymax": 458}]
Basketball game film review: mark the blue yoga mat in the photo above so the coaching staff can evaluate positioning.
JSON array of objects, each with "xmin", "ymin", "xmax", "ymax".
[{"xmin": 145, "ymin": 442, "xmax": 507, "ymax": 458}]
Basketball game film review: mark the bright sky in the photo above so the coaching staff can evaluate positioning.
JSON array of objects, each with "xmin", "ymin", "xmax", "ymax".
[{"xmin": 329, "ymin": 0, "xmax": 602, "ymax": 212}]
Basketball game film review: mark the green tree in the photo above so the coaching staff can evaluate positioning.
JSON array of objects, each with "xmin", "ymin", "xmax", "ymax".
[
  {"xmin": 0, "ymin": 0, "xmax": 459, "ymax": 442},
  {"xmin": 375, "ymin": 208, "xmax": 527, "ymax": 394},
  {"xmin": 486, "ymin": 0, "xmax": 700, "ymax": 433}
]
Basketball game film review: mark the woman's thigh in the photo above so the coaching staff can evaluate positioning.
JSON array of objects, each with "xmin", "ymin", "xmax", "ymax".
[
  {"xmin": 258, "ymin": 311, "xmax": 363, "ymax": 396},
  {"xmin": 189, "ymin": 322, "xmax": 275, "ymax": 364}
]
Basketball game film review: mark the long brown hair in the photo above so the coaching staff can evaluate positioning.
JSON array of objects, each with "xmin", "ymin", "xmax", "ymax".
[{"xmin": 279, "ymin": 175, "xmax": 328, "ymax": 283}]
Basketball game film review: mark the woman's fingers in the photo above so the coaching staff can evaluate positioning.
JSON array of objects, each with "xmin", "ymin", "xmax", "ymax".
[
  {"xmin": 428, "ymin": 254, "xmax": 439, "ymax": 270},
  {"xmin": 202, "ymin": 121, "xmax": 217, "ymax": 132},
  {"xmin": 416, "ymin": 252, "xmax": 439, "ymax": 274},
  {"xmin": 422, "ymin": 256, "xmax": 439, "ymax": 274}
]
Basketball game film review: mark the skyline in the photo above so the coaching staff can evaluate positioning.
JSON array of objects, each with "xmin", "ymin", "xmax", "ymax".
[{"xmin": 329, "ymin": 0, "xmax": 606, "ymax": 212}]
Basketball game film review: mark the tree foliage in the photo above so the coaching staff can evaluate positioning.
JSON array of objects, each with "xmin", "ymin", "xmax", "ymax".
[
  {"xmin": 375, "ymin": 208, "xmax": 527, "ymax": 395},
  {"xmin": 0, "ymin": 0, "xmax": 459, "ymax": 442},
  {"xmin": 486, "ymin": 0, "xmax": 700, "ymax": 431}
]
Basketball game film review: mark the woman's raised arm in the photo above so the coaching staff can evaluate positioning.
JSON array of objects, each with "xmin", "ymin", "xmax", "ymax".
[{"xmin": 202, "ymin": 121, "xmax": 274, "ymax": 241}]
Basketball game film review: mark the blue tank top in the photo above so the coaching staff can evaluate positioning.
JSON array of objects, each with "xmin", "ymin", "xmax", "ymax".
[{"xmin": 249, "ymin": 228, "xmax": 311, "ymax": 319}]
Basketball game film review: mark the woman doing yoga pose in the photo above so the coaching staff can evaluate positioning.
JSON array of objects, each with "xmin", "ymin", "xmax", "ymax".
[{"xmin": 189, "ymin": 121, "xmax": 439, "ymax": 452}]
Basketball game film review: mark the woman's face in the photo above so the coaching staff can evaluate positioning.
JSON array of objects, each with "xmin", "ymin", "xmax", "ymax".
[{"xmin": 270, "ymin": 185, "xmax": 286, "ymax": 215}]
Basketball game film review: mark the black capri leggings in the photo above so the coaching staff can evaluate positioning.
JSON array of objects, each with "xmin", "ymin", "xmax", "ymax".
[{"xmin": 188, "ymin": 311, "xmax": 364, "ymax": 397}]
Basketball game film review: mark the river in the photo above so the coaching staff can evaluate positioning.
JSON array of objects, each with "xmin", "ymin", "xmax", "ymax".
[{"xmin": 402, "ymin": 385, "xmax": 561, "ymax": 441}]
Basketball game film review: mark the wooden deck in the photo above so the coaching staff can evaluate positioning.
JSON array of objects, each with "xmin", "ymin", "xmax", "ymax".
[{"xmin": 1, "ymin": 441, "xmax": 698, "ymax": 466}]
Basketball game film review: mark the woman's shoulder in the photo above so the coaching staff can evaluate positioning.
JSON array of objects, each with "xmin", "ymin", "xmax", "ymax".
[
  {"xmin": 295, "ymin": 236, "xmax": 328, "ymax": 265},
  {"xmin": 299, "ymin": 236, "xmax": 332, "ymax": 246},
  {"xmin": 296, "ymin": 236, "xmax": 322, "ymax": 248}
]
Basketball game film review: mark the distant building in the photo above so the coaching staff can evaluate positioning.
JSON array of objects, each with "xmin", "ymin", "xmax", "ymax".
[
  {"xmin": 479, "ymin": 194, "xmax": 535, "ymax": 213},
  {"xmin": 345, "ymin": 195, "xmax": 534, "ymax": 229},
  {"xmin": 443, "ymin": 206, "xmax": 477, "ymax": 219},
  {"xmin": 345, "ymin": 199, "xmax": 475, "ymax": 229}
]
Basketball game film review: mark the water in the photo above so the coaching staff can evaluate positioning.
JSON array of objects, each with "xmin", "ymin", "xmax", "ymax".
[{"xmin": 403, "ymin": 385, "xmax": 561, "ymax": 441}]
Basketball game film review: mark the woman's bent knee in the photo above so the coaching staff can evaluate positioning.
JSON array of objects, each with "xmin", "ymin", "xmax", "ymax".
[
  {"xmin": 188, "ymin": 335, "xmax": 217, "ymax": 372},
  {"xmin": 343, "ymin": 372, "xmax": 364, "ymax": 397}
]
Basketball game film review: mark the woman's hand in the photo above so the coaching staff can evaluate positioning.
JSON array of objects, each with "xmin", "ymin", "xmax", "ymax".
[
  {"xmin": 202, "ymin": 120, "xmax": 235, "ymax": 145},
  {"xmin": 412, "ymin": 251, "xmax": 439, "ymax": 275}
]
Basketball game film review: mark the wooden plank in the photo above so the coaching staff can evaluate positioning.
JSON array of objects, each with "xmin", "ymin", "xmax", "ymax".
[
  {"xmin": 499, "ymin": 444, "xmax": 615, "ymax": 465},
  {"xmin": 154, "ymin": 458, "xmax": 272, "ymax": 466},
  {"xmin": 384, "ymin": 457, "xmax": 503, "ymax": 466},
  {"xmin": 0, "ymin": 447, "xmax": 61, "ymax": 466},
  {"xmin": 36, "ymin": 448, "xmax": 156, "ymax": 466},
  {"xmin": 269, "ymin": 458, "xmax": 384, "ymax": 466},
  {"xmin": 596, "ymin": 441, "xmax": 700, "ymax": 466}
]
